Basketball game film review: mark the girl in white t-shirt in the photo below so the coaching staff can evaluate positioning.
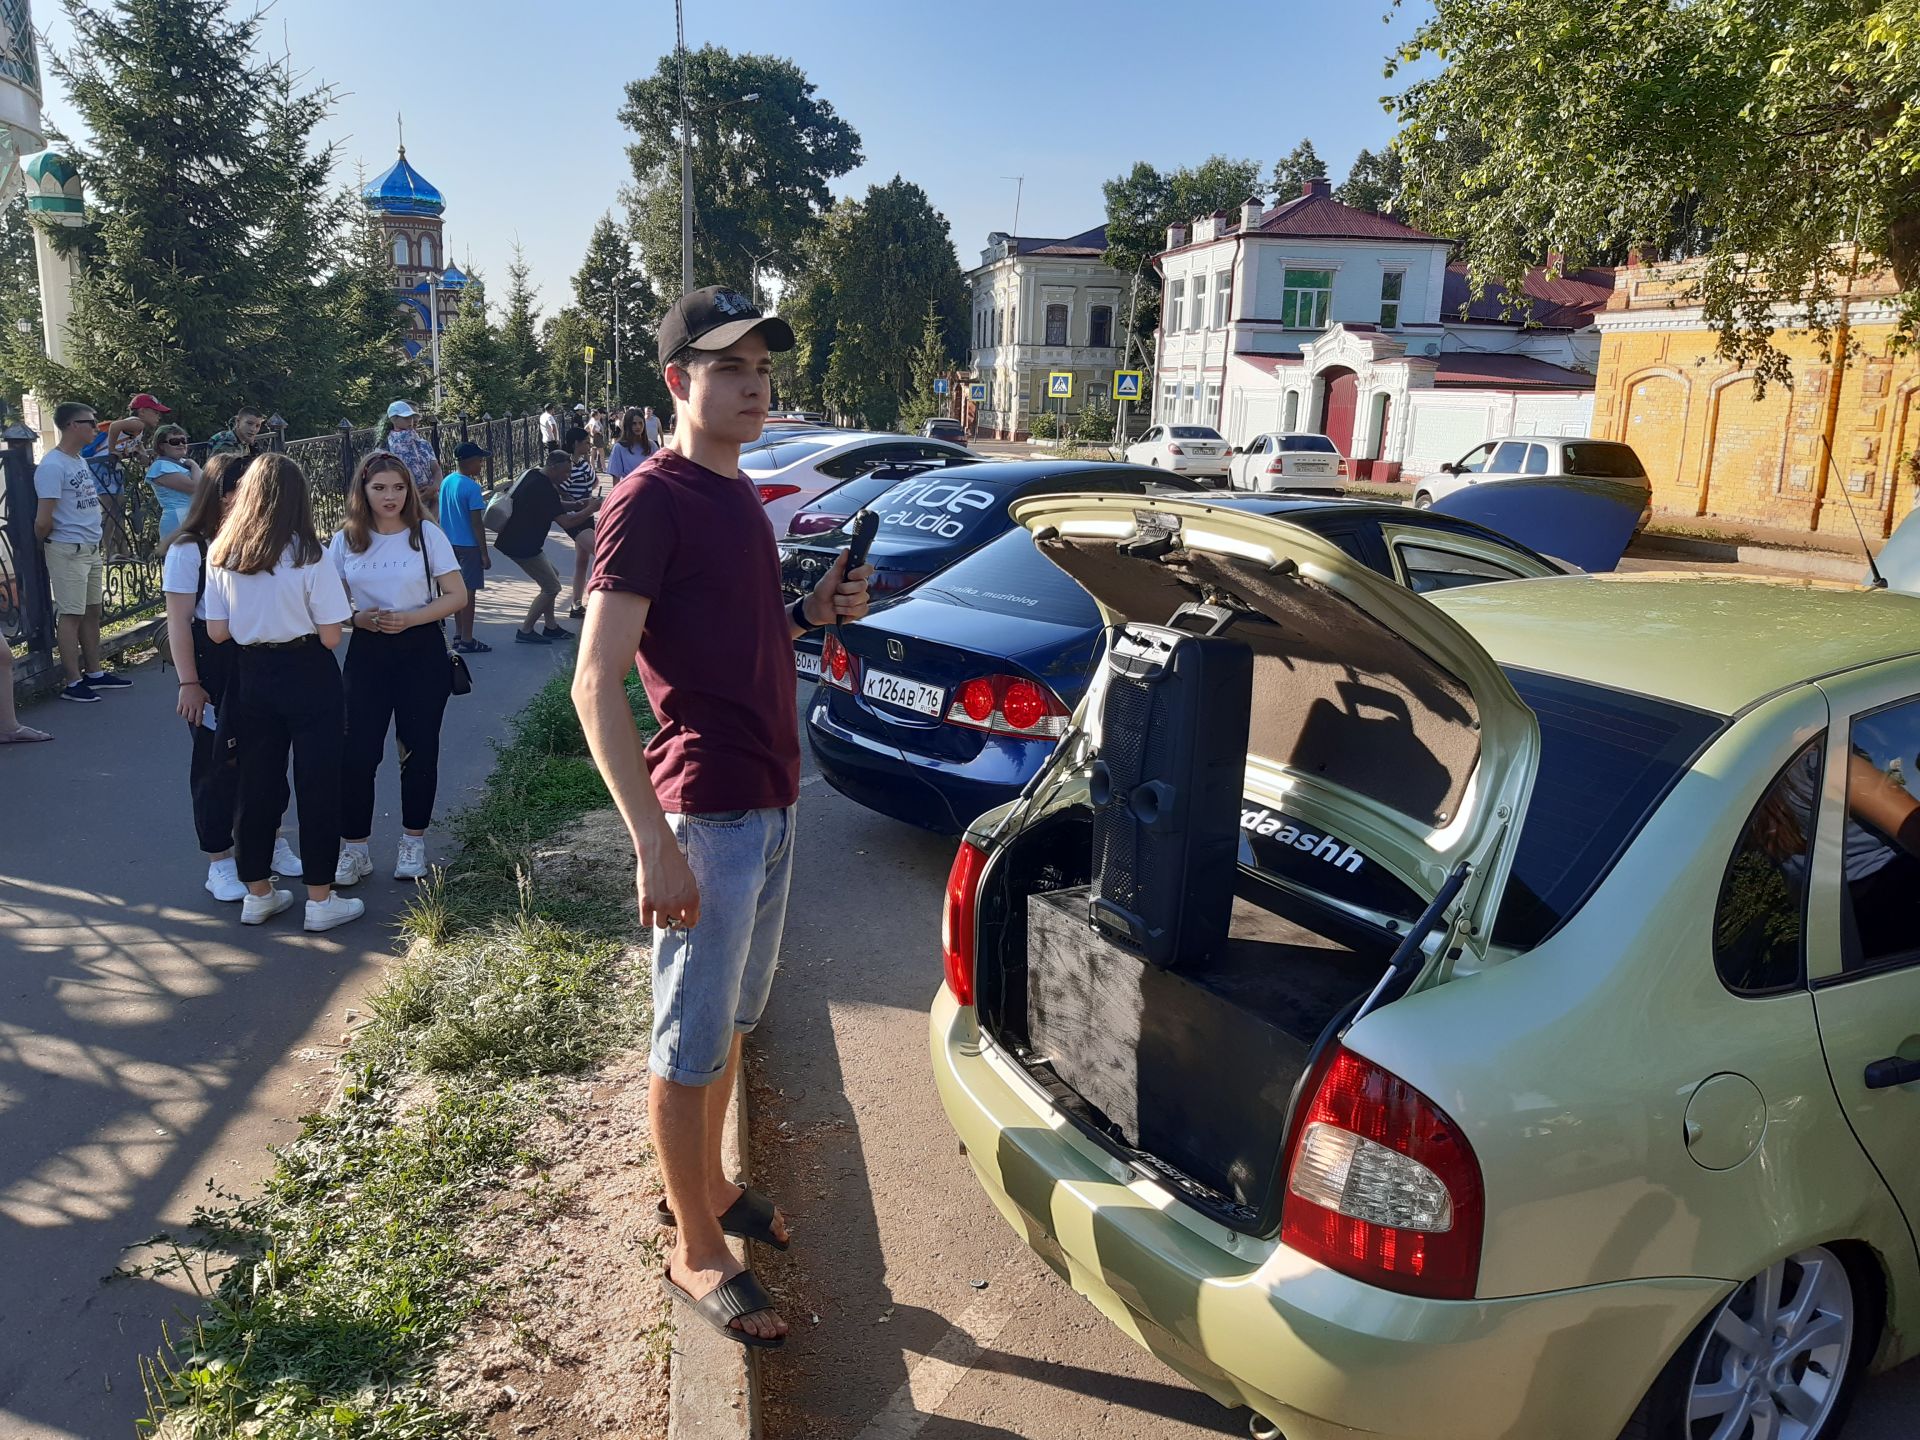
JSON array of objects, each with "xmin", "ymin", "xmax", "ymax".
[
  {"xmin": 162, "ymin": 453, "xmax": 283, "ymax": 897},
  {"xmin": 204, "ymin": 454, "xmax": 362, "ymax": 933},
  {"xmin": 328, "ymin": 450, "xmax": 468, "ymax": 886}
]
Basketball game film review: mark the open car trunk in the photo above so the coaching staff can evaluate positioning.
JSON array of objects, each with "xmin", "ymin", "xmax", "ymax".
[{"xmin": 971, "ymin": 497, "xmax": 1541, "ymax": 1236}]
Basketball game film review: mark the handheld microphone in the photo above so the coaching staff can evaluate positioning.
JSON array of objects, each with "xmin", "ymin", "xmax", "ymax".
[{"xmin": 843, "ymin": 507, "xmax": 880, "ymax": 575}]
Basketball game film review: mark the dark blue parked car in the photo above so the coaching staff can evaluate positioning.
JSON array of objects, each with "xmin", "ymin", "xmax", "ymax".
[{"xmin": 807, "ymin": 497, "xmax": 1570, "ymax": 834}]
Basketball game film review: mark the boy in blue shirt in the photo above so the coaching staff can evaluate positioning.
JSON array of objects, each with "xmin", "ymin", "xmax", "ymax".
[{"xmin": 438, "ymin": 441, "xmax": 491, "ymax": 652}]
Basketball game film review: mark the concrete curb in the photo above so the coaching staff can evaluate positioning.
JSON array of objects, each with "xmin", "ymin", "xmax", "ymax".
[
  {"xmin": 11, "ymin": 615, "xmax": 165, "ymax": 703},
  {"xmin": 666, "ymin": 1063, "xmax": 762, "ymax": 1440},
  {"xmin": 1630, "ymin": 532, "xmax": 1873, "ymax": 583}
]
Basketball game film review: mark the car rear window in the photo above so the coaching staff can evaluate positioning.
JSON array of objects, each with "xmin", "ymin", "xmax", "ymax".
[
  {"xmin": 1493, "ymin": 670, "xmax": 1723, "ymax": 946},
  {"xmin": 1170, "ymin": 427, "xmax": 1223, "ymax": 440},
  {"xmin": 865, "ymin": 471, "xmax": 1016, "ymax": 544},
  {"xmin": 1278, "ymin": 435, "xmax": 1338, "ymax": 453},
  {"xmin": 919, "ymin": 528, "xmax": 1100, "ymax": 621},
  {"xmin": 1562, "ymin": 443, "xmax": 1648, "ymax": 479},
  {"xmin": 805, "ymin": 469, "xmax": 916, "ymax": 517},
  {"xmin": 742, "ymin": 440, "xmax": 832, "ymax": 471}
]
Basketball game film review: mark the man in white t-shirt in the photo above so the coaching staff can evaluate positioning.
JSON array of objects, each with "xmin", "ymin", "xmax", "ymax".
[
  {"xmin": 33, "ymin": 401, "xmax": 130, "ymax": 703},
  {"xmin": 539, "ymin": 404, "xmax": 563, "ymax": 449},
  {"xmin": 642, "ymin": 405, "xmax": 663, "ymax": 450}
]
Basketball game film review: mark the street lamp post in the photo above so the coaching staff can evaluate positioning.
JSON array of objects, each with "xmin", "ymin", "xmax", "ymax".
[
  {"xmin": 677, "ymin": 0, "xmax": 693, "ymax": 295},
  {"xmin": 428, "ymin": 271, "xmax": 443, "ymax": 412}
]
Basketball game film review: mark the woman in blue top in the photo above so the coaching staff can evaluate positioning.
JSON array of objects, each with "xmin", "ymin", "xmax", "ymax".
[{"xmin": 146, "ymin": 424, "xmax": 202, "ymax": 541}]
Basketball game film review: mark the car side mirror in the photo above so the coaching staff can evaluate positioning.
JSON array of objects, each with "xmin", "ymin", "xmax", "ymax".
[{"xmin": 1440, "ymin": 463, "xmax": 1460, "ymax": 475}]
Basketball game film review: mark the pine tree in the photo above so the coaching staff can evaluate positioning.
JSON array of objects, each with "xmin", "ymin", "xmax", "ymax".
[
  {"xmin": 0, "ymin": 190, "xmax": 40, "ymax": 412},
  {"xmin": 899, "ymin": 305, "xmax": 948, "ymax": 430},
  {"xmin": 570, "ymin": 215, "xmax": 660, "ymax": 409},
  {"xmin": 438, "ymin": 284, "xmax": 515, "ymax": 419},
  {"xmin": 38, "ymin": 0, "xmax": 338, "ymax": 435},
  {"xmin": 329, "ymin": 195, "xmax": 423, "ymax": 423},
  {"xmin": 498, "ymin": 244, "xmax": 545, "ymax": 414},
  {"xmin": 1269, "ymin": 139, "xmax": 1329, "ymax": 200}
]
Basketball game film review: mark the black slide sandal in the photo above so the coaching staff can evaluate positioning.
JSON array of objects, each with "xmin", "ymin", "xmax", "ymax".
[
  {"xmin": 654, "ymin": 1185, "xmax": 792, "ymax": 1251},
  {"xmin": 662, "ymin": 1266, "xmax": 786, "ymax": 1349}
]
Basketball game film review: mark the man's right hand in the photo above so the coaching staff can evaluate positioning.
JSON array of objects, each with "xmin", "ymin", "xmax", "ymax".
[{"xmin": 637, "ymin": 831, "xmax": 701, "ymax": 932}]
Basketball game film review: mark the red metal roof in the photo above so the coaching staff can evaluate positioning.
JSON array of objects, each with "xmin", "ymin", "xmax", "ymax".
[
  {"xmin": 1016, "ymin": 225, "xmax": 1108, "ymax": 258},
  {"xmin": 1234, "ymin": 354, "xmax": 1304, "ymax": 377},
  {"xmin": 1252, "ymin": 191, "xmax": 1445, "ymax": 244},
  {"xmin": 1430, "ymin": 353, "xmax": 1596, "ymax": 390},
  {"xmin": 1443, "ymin": 263, "xmax": 1616, "ymax": 329}
]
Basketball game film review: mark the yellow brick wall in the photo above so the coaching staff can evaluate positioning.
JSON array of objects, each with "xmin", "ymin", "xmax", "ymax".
[{"xmin": 1593, "ymin": 261, "xmax": 1920, "ymax": 537}]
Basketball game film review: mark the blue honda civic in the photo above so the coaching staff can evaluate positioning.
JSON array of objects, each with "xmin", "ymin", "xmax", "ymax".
[{"xmin": 807, "ymin": 496, "xmax": 1582, "ymax": 834}]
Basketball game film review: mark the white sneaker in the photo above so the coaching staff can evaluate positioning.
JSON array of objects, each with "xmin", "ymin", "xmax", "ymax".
[
  {"xmin": 394, "ymin": 835, "xmax": 429, "ymax": 880},
  {"xmin": 305, "ymin": 893, "xmax": 365, "ymax": 933},
  {"xmin": 205, "ymin": 859, "xmax": 246, "ymax": 903},
  {"xmin": 272, "ymin": 838, "xmax": 303, "ymax": 877},
  {"xmin": 334, "ymin": 848, "xmax": 373, "ymax": 888},
  {"xmin": 241, "ymin": 888, "xmax": 293, "ymax": 925}
]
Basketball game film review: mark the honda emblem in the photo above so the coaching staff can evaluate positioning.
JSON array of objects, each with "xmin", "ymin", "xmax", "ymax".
[{"xmin": 886, "ymin": 638, "xmax": 905, "ymax": 662}]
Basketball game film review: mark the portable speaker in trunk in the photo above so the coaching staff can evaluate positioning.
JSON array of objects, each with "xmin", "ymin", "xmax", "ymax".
[{"xmin": 1088, "ymin": 618, "xmax": 1252, "ymax": 969}]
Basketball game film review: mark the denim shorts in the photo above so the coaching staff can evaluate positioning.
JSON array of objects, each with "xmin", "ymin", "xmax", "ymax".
[
  {"xmin": 452, "ymin": 544, "xmax": 484, "ymax": 593},
  {"xmin": 649, "ymin": 805, "xmax": 796, "ymax": 1087}
]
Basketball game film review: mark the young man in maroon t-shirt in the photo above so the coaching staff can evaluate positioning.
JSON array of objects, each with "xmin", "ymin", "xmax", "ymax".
[{"xmin": 573, "ymin": 287, "xmax": 872, "ymax": 1348}]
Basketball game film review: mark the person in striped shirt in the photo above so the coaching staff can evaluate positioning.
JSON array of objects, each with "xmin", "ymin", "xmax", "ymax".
[{"xmin": 562, "ymin": 425, "xmax": 600, "ymax": 618}]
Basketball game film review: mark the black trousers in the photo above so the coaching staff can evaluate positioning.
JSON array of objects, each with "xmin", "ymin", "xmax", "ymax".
[
  {"xmin": 232, "ymin": 639, "xmax": 343, "ymax": 887},
  {"xmin": 341, "ymin": 625, "xmax": 453, "ymax": 838},
  {"xmin": 187, "ymin": 620, "xmax": 241, "ymax": 854}
]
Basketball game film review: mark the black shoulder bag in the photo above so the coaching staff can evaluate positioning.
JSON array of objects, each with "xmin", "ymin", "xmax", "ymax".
[{"xmin": 423, "ymin": 536, "xmax": 473, "ymax": 697}]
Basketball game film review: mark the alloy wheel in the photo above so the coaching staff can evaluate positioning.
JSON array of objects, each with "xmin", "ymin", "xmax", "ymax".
[{"xmin": 1686, "ymin": 1245, "xmax": 1854, "ymax": 1440}]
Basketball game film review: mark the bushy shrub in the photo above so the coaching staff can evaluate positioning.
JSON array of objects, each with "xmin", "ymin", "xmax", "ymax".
[{"xmin": 1028, "ymin": 412, "xmax": 1060, "ymax": 439}]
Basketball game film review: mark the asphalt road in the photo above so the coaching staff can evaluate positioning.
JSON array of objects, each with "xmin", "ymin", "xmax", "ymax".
[
  {"xmin": 751, "ymin": 554, "xmax": 1920, "ymax": 1439},
  {"xmin": 0, "ymin": 536, "xmax": 581, "ymax": 1440}
]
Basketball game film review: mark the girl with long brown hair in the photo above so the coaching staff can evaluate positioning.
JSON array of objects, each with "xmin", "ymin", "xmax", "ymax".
[
  {"xmin": 162, "ymin": 453, "xmax": 298, "ymax": 898},
  {"xmin": 609, "ymin": 406, "xmax": 651, "ymax": 480},
  {"xmin": 327, "ymin": 449, "xmax": 466, "ymax": 885},
  {"xmin": 204, "ymin": 453, "xmax": 362, "ymax": 932}
]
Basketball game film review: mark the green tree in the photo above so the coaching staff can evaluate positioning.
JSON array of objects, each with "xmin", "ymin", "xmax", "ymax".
[
  {"xmin": 571, "ymin": 214, "xmax": 661, "ymax": 409},
  {"xmin": 1269, "ymin": 138, "xmax": 1329, "ymax": 199},
  {"xmin": 787, "ymin": 178, "xmax": 965, "ymax": 430},
  {"xmin": 328, "ymin": 192, "xmax": 422, "ymax": 422},
  {"xmin": 899, "ymin": 304, "xmax": 950, "ymax": 431},
  {"xmin": 1102, "ymin": 155, "xmax": 1263, "ymax": 354},
  {"xmin": 497, "ymin": 243, "xmax": 546, "ymax": 414},
  {"xmin": 0, "ymin": 190, "xmax": 40, "ymax": 412},
  {"xmin": 540, "ymin": 307, "xmax": 601, "ymax": 414},
  {"xmin": 34, "ymin": 0, "xmax": 343, "ymax": 434},
  {"xmin": 619, "ymin": 46, "xmax": 863, "ymax": 294},
  {"xmin": 1387, "ymin": 0, "xmax": 1920, "ymax": 380},
  {"xmin": 1337, "ymin": 146, "xmax": 1405, "ymax": 216},
  {"xmin": 438, "ymin": 283, "xmax": 517, "ymax": 420}
]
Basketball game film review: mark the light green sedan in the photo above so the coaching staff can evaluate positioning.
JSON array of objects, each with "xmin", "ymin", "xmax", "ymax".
[{"xmin": 931, "ymin": 494, "xmax": 1920, "ymax": 1440}]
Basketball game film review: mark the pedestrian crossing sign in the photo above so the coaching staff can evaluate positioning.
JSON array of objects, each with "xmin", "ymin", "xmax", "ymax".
[
  {"xmin": 1048, "ymin": 372, "xmax": 1073, "ymax": 399},
  {"xmin": 1114, "ymin": 370, "xmax": 1143, "ymax": 401},
  {"xmin": 968, "ymin": 383, "xmax": 986, "ymax": 402}
]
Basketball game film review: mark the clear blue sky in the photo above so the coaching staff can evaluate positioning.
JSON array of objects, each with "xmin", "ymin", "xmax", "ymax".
[{"xmin": 32, "ymin": 0, "xmax": 1430, "ymax": 314}]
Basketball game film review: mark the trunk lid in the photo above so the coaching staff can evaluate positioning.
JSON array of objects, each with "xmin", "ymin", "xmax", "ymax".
[{"xmin": 1009, "ymin": 492, "xmax": 1541, "ymax": 972}]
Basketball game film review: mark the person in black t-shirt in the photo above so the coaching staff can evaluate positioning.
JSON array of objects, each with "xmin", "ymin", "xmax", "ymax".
[{"xmin": 496, "ymin": 451, "xmax": 594, "ymax": 645}]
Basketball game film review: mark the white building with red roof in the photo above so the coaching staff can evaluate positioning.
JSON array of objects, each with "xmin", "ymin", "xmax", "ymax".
[
  {"xmin": 967, "ymin": 225, "xmax": 1126, "ymax": 440},
  {"xmin": 1155, "ymin": 179, "xmax": 1614, "ymax": 481}
]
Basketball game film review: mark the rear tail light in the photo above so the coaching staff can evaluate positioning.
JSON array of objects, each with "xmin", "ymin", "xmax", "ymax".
[
  {"xmin": 943, "ymin": 674, "xmax": 1069, "ymax": 739},
  {"xmin": 1280, "ymin": 1046, "xmax": 1483, "ymax": 1300},
  {"xmin": 821, "ymin": 631, "xmax": 856, "ymax": 691},
  {"xmin": 942, "ymin": 841, "xmax": 989, "ymax": 1004},
  {"xmin": 1266, "ymin": 459, "xmax": 1286, "ymax": 474},
  {"xmin": 1337, "ymin": 459, "xmax": 1349, "ymax": 477},
  {"xmin": 757, "ymin": 483, "xmax": 802, "ymax": 506},
  {"xmin": 1166, "ymin": 443, "xmax": 1186, "ymax": 456}
]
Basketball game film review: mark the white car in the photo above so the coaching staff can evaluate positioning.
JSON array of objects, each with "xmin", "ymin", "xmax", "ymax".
[
  {"xmin": 1228, "ymin": 432, "xmax": 1347, "ymax": 493},
  {"xmin": 1415, "ymin": 436, "xmax": 1654, "ymax": 522},
  {"xmin": 742, "ymin": 432, "xmax": 976, "ymax": 534},
  {"xmin": 1123, "ymin": 424, "xmax": 1231, "ymax": 482}
]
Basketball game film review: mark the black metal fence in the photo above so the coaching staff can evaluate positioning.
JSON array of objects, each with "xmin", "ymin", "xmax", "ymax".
[{"xmin": 2, "ymin": 408, "xmax": 545, "ymax": 669}]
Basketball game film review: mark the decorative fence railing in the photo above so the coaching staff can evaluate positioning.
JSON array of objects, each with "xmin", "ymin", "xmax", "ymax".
[{"xmin": 3, "ymin": 407, "xmax": 545, "ymax": 675}]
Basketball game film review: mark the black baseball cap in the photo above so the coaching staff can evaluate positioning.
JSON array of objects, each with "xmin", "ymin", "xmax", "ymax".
[
  {"xmin": 657, "ymin": 285, "xmax": 795, "ymax": 369},
  {"xmin": 453, "ymin": 441, "xmax": 490, "ymax": 460}
]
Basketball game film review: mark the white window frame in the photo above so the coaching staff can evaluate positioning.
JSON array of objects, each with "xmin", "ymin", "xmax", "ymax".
[
  {"xmin": 1160, "ymin": 381, "xmax": 1178, "ymax": 421},
  {"xmin": 1045, "ymin": 303, "xmax": 1069, "ymax": 347},
  {"xmin": 1281, "ymin": 268, "xmax": 1334, "ymax": 329},
  {"xmin": 1167, "ymin": 279, "xmax": 1185, "ymax": 334},
  {"xmin": 1204, "ymin": 380, "xmax": 1222, "ymax": 425},
  {"xmin": 1211, "ymin": 270, "xmax": 1231, "ymax": 328},
  {"xmin": 1379, "ymin": 268, "xmax": 1406, "ymax": 329},
  {"xmin": 1191, "ymin": 274, "xmax": 1208, "ymax": 332}
]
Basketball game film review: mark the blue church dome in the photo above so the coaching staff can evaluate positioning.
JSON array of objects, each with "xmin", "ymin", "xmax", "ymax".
[
  {"xmin": 363, "ymin": 147, "xmax": 443, "ymax": 217},
  {"xmin": 438, "ymin": 263, "xmax": 469, "ymax": 290}
]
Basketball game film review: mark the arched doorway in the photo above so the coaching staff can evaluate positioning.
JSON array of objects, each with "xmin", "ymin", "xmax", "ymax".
[{"xmin": 1317, "ymin": 367, "xmax": 1359, "ymax": 456}]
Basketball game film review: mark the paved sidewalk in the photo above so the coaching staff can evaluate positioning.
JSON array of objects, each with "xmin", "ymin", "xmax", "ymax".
[{"xmin": 0, "ymin": 535, "xmax": 582, "ymax": 1440}]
